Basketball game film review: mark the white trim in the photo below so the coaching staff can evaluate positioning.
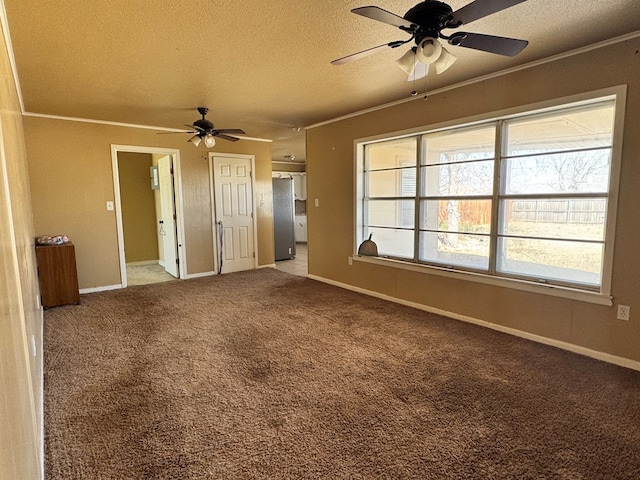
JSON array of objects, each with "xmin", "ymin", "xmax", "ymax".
[
  {"xmin": 79, "ymin": 284, "xmax": 122, "ymax": 294},
  {"xmin": 184, "ymin": 271, "xmax": 215, "ymax": 279},
  {"xmin": 260, "ymin": 263, "xmax": 277, "ymax": 269},
  {"xmin": 21, "ymin": 111, "xmax": 272, "ymax": 142},
  {"xmin": 111, "ymin": 145, "xmax": 186, "ymax": 286},
  {"xmin": 308, "ymin": 274, "xmax": 640, "ymax": 372},
  {"xmin": 307, "ymin": 31, "xmax": 640, "ymax": 131},
  {"xmin": 26, "ymin": 112, "xmax": 189, "ymax": 132},
  {"xmin": 207, "ymin": 155, "xmax": 219, "ymax": 275},
  {"xmin": 353, "ymin": 255, "xmax": 612, "ymax": 306},
  {"xmin": 601, "ymin": 87, "xmax": 627, "ymax": 296}
]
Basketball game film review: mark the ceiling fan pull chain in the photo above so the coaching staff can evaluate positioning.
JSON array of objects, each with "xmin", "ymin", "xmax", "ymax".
[
  {"xmin": 410, "ymin": 49, "xmax": 418, "ymax": 97},
  {"xmin": 424, "ymin": 73, "xmax": 428, "ymax": 101}
]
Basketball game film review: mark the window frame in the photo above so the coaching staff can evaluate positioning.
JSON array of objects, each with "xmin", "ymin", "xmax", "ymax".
[{"xmin": 354, "ymin": 86, "xmax": 626, "ymax": 306}]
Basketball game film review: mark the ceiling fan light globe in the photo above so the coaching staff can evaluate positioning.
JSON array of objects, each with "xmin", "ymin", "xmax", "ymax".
[
  {"xmin": 204, "ymin": 135, "xmax": 216, "ymax": 148},
  {"xmin": 189, "ymin": 135, "xmax": 202, "ymax": 147},
  {"xmin": 396, "ymin": 49, "xmax": 417, "ymax": 76},
  {"xmin": 415, "ymin": 37, "xmax": 443, "ymax": 65},
  {"xmin": 434, "ymin": 46, "xmax": 457, "ymax": 74},
  {"xmin": 407, "ymin": 62, "xmax": 429, "ymax": 81}
]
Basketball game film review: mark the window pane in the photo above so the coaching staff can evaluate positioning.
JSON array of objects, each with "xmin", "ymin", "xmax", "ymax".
[
  {"xmin": 419, "ymin": 231, "xmax": 489, "ymax": 270},
  {"xmin": 421, "ymin": 199, "xmax": 491, "ymax": 233},
  {"xmin": 498, "ymin": 237, "xmax": 602, "ymax": 286},
  {"xmin": 422, "ymin": 160, "xmax": 494, "ymax": 196},
  {"xmin": 366, "ymin": 199, "xmax": 415, "ymax": 228},
  {"xmin": 357, "ymin": 95, "xmax": 617, "ymax": 293},
  {"xmin": 503, "ymin": 150, "xmax": 610, "ymax": 194},
  {"xmin": 501, "ymin": 199, "xmax": 605, "ymax": 241},
  {"xmin": 367, "ymin": 168, "xmax": 416, "ymax": 197},
  {"xmin": 424, "ymin": 126, "xmax": 495, "ymax": 165},
  {"xmin": 505, "ymin": 102, "xmax": 615, "ymax": 156},
  {"xmin": 366, "ymin": 227, "xmax": 414, "ymax": 259},
  {"xmin": 365, "ymin": 137, "xmax": 417, "ymax": 170}
]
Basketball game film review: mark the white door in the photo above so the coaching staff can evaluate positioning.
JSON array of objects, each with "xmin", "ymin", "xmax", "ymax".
[
  {"xmin": 158, "ymin": 155, "xmax": 179, "ymax": 277},
  {"xmin": 212, "ymin": 155, "xmax": 255, "ymax": 273}
]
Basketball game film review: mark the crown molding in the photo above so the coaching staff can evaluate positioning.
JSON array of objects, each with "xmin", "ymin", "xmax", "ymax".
[
  {"xmin": 21, "ymin": 112, "xmax": 272, "ymax": 142},
  {"xmin": 307, "ymin": 30, "xmax": 640, "ymax": 130}
]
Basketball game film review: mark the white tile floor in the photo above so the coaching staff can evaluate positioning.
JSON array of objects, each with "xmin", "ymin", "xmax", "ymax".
[
  {"xmin": 275, "ymin": 243, "xmax": 308, "ymax": 277},
  {"xmin": 126, "ymin": 244, "xmax": 308, "ymax": 286},
  {"xmin": 126, "ymin": 263, "xmax": 176, "ymax": 286}
]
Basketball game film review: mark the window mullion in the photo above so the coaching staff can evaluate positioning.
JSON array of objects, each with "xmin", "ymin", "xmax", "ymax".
[
  {"xmin": 414, "ymin": 136, "xmax": 422, "ymax": 263},
  {"xmin": 488, "ymin": 120, "xmax": 504, "ymax": 275}
]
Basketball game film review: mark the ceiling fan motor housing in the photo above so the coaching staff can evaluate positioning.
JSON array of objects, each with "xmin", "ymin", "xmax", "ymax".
[
  {"xmin": 193, "ymin": 118, "xmax": 214, "ymax": 133},
  {"xmin": 404, "ymin": 0, "xmax": 454, "ymax": 44},
  {"xmin": 193, "ymin": 107, "xmax": 214, "ymax": 134}
]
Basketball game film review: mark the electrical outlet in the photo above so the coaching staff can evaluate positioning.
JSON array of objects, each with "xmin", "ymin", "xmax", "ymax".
[
  {"xmin": 348, "ymin": 256, "xmax": 352, "ymax": 265},
  {"xmin": 617, "ymin": 304, "xmax": 630, "ymax": 321},
  {"xmin": 314, "ymin": 198, "xmax": 319, "ymax": 207}
]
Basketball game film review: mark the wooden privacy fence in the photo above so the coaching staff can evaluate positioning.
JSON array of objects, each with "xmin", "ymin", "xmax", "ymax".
[
  {"xmin": 437, "ymin": 199, "xmax": 605, "ymax": 225},
  {"xmin": 510, "ymin": 199, "xmax": 606, "ymax": 224}
]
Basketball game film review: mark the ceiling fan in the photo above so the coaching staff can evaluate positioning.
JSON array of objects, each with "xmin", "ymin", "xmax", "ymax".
[
  {"xmin": 179, "ymin": 107, "xmax": 245, "ymax": 148},
  {"xmin": 331, "ymin": 0, "xmax": 529, "ymax": 80}
]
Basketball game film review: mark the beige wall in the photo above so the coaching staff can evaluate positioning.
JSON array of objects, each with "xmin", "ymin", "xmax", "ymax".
[
  {"xmin": 307, "ymin": 38, "xmax": 640, "ymax": 365},
  {"xmin": 25, "ymin": 118, "xmax": 274, "ymax": 289},
  {"xmin": 0, "ymin": 16, "xmax": 43, "ymax": 480},
  {"xmin": 117, "ymin": 152, "xmax": 158, "ymax": 263}
]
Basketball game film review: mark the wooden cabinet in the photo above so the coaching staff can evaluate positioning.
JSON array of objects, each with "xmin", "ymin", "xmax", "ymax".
[{"xmin": 35, "ymin": 243, "xmax": 80, "ymax": 308}]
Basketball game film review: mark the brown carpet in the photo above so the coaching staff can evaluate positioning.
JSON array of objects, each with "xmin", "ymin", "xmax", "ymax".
[{"xmin": 44, "ymin": 268, "xmax": 640, "ymax": 479}]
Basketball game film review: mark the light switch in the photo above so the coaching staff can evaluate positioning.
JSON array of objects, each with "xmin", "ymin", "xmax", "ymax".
[{"xmin": 106, "ymin": 201, "xmax": 114, "ymax": 211}]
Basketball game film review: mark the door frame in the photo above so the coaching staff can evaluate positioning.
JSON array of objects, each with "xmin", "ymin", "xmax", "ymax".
[
  {"xmin": 111, "ymin": 145, "xmax": 186, "ymax": 287},
  {"xmin": 209, "ymin": 152, "xmax": 258, "ymax": 273}
]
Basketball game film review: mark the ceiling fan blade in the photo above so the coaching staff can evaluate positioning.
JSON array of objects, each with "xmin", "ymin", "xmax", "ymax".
[
  {"xmin": 215, "ymin": 133, "xmax": 240, "ymax": 142},
  {"xmin": 214, "ymin": 128, "xmax": 245, "ymax": 135},
  {"xmin": 157, "ymin": 131, "xmax": 196, "ymax": 135},
  {"xmin": 449, "ymin": 0, "xmax": 528, "ymax": 26},
  {"xmin": 331, "ymin": 43, "xmax": 392, "ymax": 65},
  {"xmin": 448, "ymin": 32, "xmax": 528, "ymax": 56},
  {"xmin": 186, "ymin": 123, "xmax": 205, "ymax": 132},
  {"xmin": 351, "ymin": 6, "xmax": 415, "ymax": 30}
]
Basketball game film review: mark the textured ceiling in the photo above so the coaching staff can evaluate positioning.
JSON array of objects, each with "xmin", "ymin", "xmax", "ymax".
[{"xmin": 4, "ymin": 0, "xmax": 640, "ymax": 161}]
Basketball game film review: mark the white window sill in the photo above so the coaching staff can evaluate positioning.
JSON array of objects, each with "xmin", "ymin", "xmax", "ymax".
[{"xmin": 352, "ymin": 255, "xmax": 613, "ymax": 306}]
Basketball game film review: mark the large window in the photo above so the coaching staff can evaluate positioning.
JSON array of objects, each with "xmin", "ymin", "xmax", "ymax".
[{"xmin": 358, "ymin": 94, "xmax": 621, "ymax": 296}]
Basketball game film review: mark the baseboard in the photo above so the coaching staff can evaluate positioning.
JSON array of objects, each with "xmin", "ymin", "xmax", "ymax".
[
  {"xmin": 79, "ymin": 284, "xmax": 122, "ymax": 294},
  {"xmin": 259, "ymin": 263, "xmax": 277, "ymax": 269},
  {"xmin": 184, "ymin": 271, "xmax": 215, "ymax": 279},
  {"xmin": 308, "ymin": 274, "xmax": 640, "ymax": 373}
]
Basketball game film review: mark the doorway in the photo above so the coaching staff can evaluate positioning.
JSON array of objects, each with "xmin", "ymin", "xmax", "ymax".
[
  {"xmin": 209, "ymin": 153, "xmax": 257, "ymax": 274},
  {"xmin": 111, "ymin": 145, "xmax": 185, "ymax": 287}
]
